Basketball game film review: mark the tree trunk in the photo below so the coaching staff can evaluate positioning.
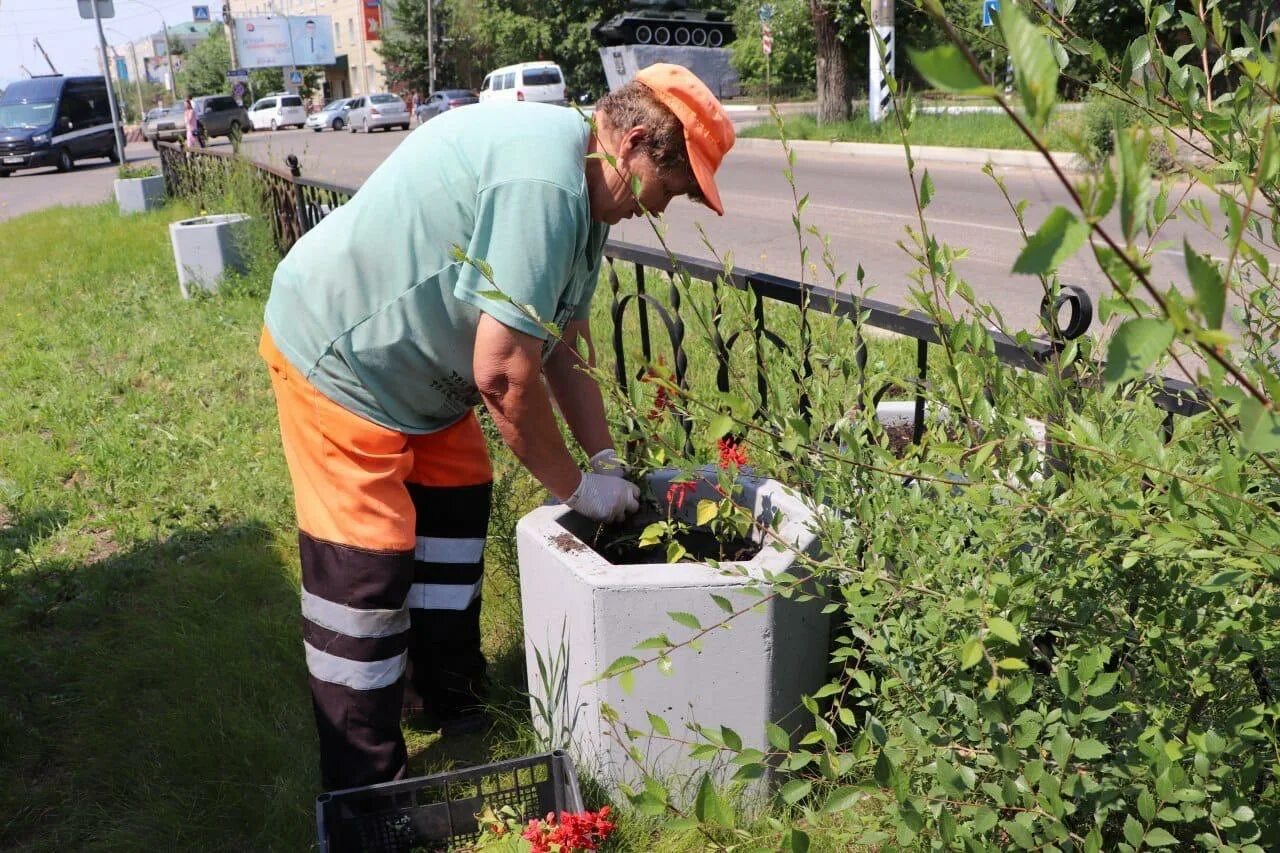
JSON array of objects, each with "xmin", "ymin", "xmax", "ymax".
[{"xmin": 810, "ymin": 0, "xmax": 850, "ymax": 124}]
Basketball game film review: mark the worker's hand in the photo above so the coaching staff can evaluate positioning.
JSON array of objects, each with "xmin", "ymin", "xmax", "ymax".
[
  {"xmin": 589, "ymin": 448, "xmax": 626, "ymax": 478},
  {"xmin": 566, "ymin": 472, "xmax": 640, "ymax": 523}
]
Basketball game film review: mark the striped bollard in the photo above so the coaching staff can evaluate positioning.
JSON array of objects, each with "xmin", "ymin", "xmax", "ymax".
[{"xmin": 869, "ymin": 25, "xmax": 895, "ymax": 123}]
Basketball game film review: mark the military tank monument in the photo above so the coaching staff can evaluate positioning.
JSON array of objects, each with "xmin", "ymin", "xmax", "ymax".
[
  {"xmin": 591, "ymin": 0, "xmax": 736, "ymax": 48},
  {"xmin": 592, "ymin": 0, "xmax": 740, "ymax": 98}
]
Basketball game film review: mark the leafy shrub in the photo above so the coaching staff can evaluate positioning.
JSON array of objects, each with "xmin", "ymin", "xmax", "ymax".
[{"xmin": 116, "ymin": 162, "xmax": 160, "ymax": 180}]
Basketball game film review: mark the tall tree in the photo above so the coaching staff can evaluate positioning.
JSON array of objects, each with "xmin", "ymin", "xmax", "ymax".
[
  {"xmin": 810, "ymin": 0, "xmax": 851, "ymax": 123},
  {"xmin": 176, "ymin": 28, "xmax": 231, "ymax": 97}
]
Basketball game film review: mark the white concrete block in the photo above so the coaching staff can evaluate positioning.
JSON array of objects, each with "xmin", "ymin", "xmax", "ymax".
[
  {"xmin": 113, "ymin": 175, "xmax": 167, "ymax": 215},
  {"xmin": 168, "ymin": 213, "xmax": 251, "ymax": 298},
  {"xmin": 518, "ymin": 468, "xmax": 828, "ymax": 799}
]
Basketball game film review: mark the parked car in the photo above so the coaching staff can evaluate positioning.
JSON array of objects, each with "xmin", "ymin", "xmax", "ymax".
[
  {"xmin": 142, "ymin": 104, "xmax": 184, "ymax": 148},
  {"xmin": 478, "ymin": 62, "xmax": 567, "ymax": 106},
  {"xmin": 345, "ymin": 93, "xmax": 410, "ymax": 133},
  {"xmin": 306, "ymin": 98, "xmax": 352, "ymax": 132},
  {"xmin": 415, "ymin": 89, "xmax": 478, "ymax": 123},
  {"xmin": 247, "ymin": 94, "xmax": 306, "ymax": 131},
  {"xmin": 0, "ymin": 75, "xmax": 120, "ymax": 176},
  {"xmin": 192, "ymin": 94, "xmax": 250, "ymax": 142}
]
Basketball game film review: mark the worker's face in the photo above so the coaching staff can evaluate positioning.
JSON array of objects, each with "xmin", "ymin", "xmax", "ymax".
[{"xmin": 589, "ymin": 124, "xmax": 699, "ymax": 225}]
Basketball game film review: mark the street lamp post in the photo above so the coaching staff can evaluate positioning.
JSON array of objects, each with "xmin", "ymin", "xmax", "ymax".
[
  {"xmin": 106, "ymin": 27, "xmax": 146, "ymax": 121},
  {"xmin": 126, "ymin": 0, "xmax": 177, "ymax": 96}
]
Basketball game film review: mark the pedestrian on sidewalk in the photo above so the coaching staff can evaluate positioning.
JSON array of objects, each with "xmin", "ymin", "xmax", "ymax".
[
  {"xmin": 260, "ymin": 64, "xmax": 735, "ymax": 792},
  {"xmin": 183, "ymin": 96, "xmax": 202, "ymax": 148}
]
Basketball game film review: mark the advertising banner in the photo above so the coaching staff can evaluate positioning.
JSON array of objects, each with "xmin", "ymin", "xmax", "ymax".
[
  {"xmin": 235, "ymin": 15, "xmax": 335, "ymax": 68},
  {"xmin": 288, "ymin": 16, "xmax": 336, "ymax": 66},
  {"xmin": 362, "ymin": 0, "xmax": 382, "ymax": 42}
]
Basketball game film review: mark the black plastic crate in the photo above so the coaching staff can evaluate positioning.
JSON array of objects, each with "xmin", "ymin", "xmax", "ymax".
[{"xmin": 316, "ymin": 750, "xmax": 584, "ymax": 853}]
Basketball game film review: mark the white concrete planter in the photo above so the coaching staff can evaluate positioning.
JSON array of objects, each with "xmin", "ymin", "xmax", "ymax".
[
  {"xmin": 168, "ymin": 214, "xmax": 251, "ymax": 297},
  {"xmin": 113, "ymin": 175, "xmax": 166, "ymax": 215},
  {"xmin": 872, "ymin": 400, "xmax": 1047, "ymax": 480},
  {"xmin": 517, "ymin": 468, "xmax": 828, "ymax": 798}
]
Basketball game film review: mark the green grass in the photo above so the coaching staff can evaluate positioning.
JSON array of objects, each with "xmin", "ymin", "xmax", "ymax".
[
  {"xmin": 742, "ymin": 109, "xmax": 1081, "ymax": 151},
  {"xmin": 0, "ymin": 195, "xmax": 925, "ymax": 849}
]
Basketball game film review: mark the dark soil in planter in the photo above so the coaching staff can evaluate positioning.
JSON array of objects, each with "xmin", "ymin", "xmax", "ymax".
[{"xmin": 584, "ymin": 503, "xmax": 761, "ymax": 565}]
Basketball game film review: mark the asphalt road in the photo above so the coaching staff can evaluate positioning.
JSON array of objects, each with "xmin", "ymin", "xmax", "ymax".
[{"xmin": 1, "ymin": 120, "xmax": 1234, "ymax": 338}]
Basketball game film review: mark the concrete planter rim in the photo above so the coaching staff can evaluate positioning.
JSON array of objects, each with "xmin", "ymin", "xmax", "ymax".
[{"xmin": 531, "ymin": 465, "xmax": 820, "ymax": 585}]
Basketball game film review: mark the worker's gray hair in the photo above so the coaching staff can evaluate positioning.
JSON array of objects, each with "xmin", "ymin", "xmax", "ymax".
[{"xmin": 595, "ymin": 81, "xmax": 690, "ymax": 180}]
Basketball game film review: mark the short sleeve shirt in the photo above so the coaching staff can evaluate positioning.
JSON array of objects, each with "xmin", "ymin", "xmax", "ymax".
[{"xmin": 263, "ymin": 102, "xmax": 610, "ymax": 434}]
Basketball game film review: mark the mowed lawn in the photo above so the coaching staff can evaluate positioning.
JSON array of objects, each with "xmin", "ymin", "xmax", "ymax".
[{"xmin": 0, "ymin": 202, "xmax": 548, "ymax": 850}]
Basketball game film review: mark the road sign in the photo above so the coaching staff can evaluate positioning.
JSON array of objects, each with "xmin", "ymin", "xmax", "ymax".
[
  {"xmin": 762, "ymin": 23, "xmax": 773, "ymax": 56},
  {"xmin": 232, "ymin": 82, "xmax": 246, "ymax": 99},
  {"xmin": 226, "ymin": 68, "xmax": 249, "ymax": 80},
  {"xmin": 982, "ymin": 0, "xmax": 1000, "ymax": 27},
  {"xmin": 192, "ymin": 5, "xmax": 209, "ymax": 22},
  {"xmin": 758, "ymin": 3, "xmax": 774, "ymax": 23},
  {"xmin": 289, "ymin": 70, "xmax": 303, "ymax": 86},
  {"xmin": 77, "ymin": 0, "xmax": 114, "ymax": 19}
]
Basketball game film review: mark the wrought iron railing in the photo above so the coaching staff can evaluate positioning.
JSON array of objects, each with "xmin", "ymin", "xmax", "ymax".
[{"xmin": 157, "ymin": 143, "xmax": 1208, "ymax": 444}]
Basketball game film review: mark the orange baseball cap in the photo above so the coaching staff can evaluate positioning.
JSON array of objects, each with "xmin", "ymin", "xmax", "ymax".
[{"xmin": 634, "ymin": 63, "xmax": 735, "ymax": 216}]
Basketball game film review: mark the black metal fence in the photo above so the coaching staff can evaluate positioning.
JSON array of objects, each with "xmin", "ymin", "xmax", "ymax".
[{"xmin": 157, "ymin": 143, "xmax": 1208, "ymax": 447}]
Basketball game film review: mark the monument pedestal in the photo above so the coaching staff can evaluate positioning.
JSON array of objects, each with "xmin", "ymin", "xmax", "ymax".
[{"xmin": 599, "ymin": 45, "xmax": 740, "ymax": 98}]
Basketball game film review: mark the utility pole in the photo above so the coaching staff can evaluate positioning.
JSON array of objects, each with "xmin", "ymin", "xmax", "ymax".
[
  {"xmin": 868, "ymin": 0, "xmax": 894, "ymax": 123},
  {"xmin": 90, "ymin": 0, "xmax": 128, "ymax": 163},
  {"xmin": 33, "ymin": 38, "xmax": 59, "ymax": 74},
  {"xmin": 427, "ymin": 0, "xmax": 435, "ymax": 94}
]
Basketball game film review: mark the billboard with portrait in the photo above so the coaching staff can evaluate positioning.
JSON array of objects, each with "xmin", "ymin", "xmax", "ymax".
[
  {"xmin": 288, "ymin": 16, "xmax": 336, "ymax": 66},
  {"xmin": 234, "ymin": 15, "xmax": 335, "ymax": 69}
]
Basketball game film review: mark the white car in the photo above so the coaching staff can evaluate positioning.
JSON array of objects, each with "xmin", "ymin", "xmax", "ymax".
[
  {"xmin": 247, "ymin": 94, "xmax": 307, "ymax": 131},
  {"xmin": 478, "ymin": 62, "xmax": 567, "ymax": 106},
  {"xmin": 345, "ymin": 93, "xmax": 411, "ymax": 133}
]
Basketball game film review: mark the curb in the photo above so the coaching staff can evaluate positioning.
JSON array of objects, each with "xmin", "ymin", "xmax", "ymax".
[{"xmin": 733, "ymin": 136, "xmax": 1082, "ymax": 172}]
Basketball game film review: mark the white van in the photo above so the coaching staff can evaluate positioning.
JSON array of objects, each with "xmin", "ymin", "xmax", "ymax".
[
  {"xmin": 247, "ymin": 94, "xmax": 307, "ymax": 131},
  {"xmin": 478, "ymin": 62, "xmax": 567, "ymax": 106}
]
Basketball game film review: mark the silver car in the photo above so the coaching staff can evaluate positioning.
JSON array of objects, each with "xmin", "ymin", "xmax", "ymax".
[
  {"xmin": 306, "ymin": 98, "xmax": 352, "ymax": 132},
  {"xmin": 346, "ymin": 93, "xmax": 410, "ymax": 133}
]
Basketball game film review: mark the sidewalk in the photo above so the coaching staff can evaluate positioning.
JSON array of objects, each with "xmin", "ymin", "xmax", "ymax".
[{"xmin": 733, "ymin": 136, "xmax": 1082, "ymax": 173}]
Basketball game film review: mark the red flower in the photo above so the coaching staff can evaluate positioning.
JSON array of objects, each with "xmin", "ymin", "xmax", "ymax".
[
  {"xmin": 666, "ymin": 480, "xmax": 696, "ymax": 511},
  {"xmin": 717, "ymin": 437, "xmax": 748, "ymax": 469},
  {"xmin": 642, "ymin": 357, "xmax": 675, "ymax": 420}
]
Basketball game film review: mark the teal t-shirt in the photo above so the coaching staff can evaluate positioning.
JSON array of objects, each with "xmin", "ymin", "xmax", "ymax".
[{"xmin": 263, "ymin": 102, "xmax": 610, "ymax": 434}]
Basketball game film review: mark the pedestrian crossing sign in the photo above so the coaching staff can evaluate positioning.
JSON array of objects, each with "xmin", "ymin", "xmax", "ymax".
[{"xmin": 982, "ymin": 0, "xmax": 1000, "ymax": 27}]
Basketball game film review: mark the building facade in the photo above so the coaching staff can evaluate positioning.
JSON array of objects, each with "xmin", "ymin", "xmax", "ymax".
[{"xmin": 224, "ymin": 0, "xmax": 392, "ymax": 100}]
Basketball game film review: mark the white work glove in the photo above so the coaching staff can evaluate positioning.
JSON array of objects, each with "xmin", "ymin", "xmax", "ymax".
[
  {"xmin": 566, "ymin": 472, "xmax": 640, "ymax": 523},
  {"xmin": 589, "ymin": 448, "xmax": 626, "ymax": 478}
]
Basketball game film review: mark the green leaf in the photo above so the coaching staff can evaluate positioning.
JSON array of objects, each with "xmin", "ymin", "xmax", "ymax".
[
  {"xmin": 1184, "ymin": 241, "xmax": 1225, "ymax": 329},
  {"xmin": 920, "ymin": 170, "xmax": 935, "ymax": 209},
  {"xmin": 602, "ymin": 655, "xmax": 640, "ymax": 677},
  {"xmin": 668, "ymin": 611, "xmax": 702, "ymax": 631},
  {"xmin": 908, "ymin": 45, "xmax": 993, "ymax": 94},
  {"xmin": 694, "ymin": 773, "xmax": 735, "ymax": 827},
  {"xmin": 960, "ymin": 637, "xmax": 985, "ymax": 669},
  {"xmin": 1144, "ymin": 827, "xmax": 1180, "ymax": 847},
  {"xmin": 780, "ymin": 779, "xmax": 812, "ymax": 805},
  {"xmin": 708, "ymin": 414, "xmax": 734, "ymax": 440},
  {"xmin": 619, "ymin": 669, "xmax": 635, "ymax": 695},
  {"xmin": 987, "ymin": 617, "xmax": 1021, "ymax": 645},
  {"xmin": 696, "ymin": 499, "xmax": 718, "ymax": 527},
  {"xmin": 711, "ymin": 594, "xmax": 734, "ymax": 613},
  {"xmin": 1116, "ymin": 128, "xmax": 1152, "ymax": 243},
  {"xmin": 1138, "ymin": 789, "xmax": 1156, "ymax": 821},
  {"xmin": 1104, "ymin": 318, "xmax": 1174, "ymax": 384},
  {"xmin": 997, "ymin": 3, "xmax": 1059, "ymax": 130},
  {"xmin": 782, "ymin": 828, "xmax": 810, "ymax": 853},
  {"xmin": 648, "ymin": 712, "xmax": 670, "ymax": 737},
  {"xmin": 823, "ymin": 786, "xmax": 862, "ymax": 814},
  {"xmin": 1074, "ymin": 738, "xmax": 1109, "ymax": 759},
  {"xmin": 997, "ymin": 657, "xmax": 1029, "ymax": 670},
  {"xmin": 767, "ymin": 722, "xmax": 791, "ymax": 751},
  {"xmin": 1123, "ymin": 815, "xmax": 1144, "ymax": 847},
  {"xmin": 1239, "ymin": 398, "xmax": 1280, "ymax": 452},
  {"xmin": 475, "ymin": 288, "xmax": 511, "ymax": 303},
  {"xmin": 1012, "ymin": 207, "xmax": 1090, "ymax": 275}
]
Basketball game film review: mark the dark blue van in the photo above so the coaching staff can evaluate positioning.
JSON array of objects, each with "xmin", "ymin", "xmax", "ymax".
[{"xmin": 0, "ymin": 75, "xmax": 120, "ymax": 177}]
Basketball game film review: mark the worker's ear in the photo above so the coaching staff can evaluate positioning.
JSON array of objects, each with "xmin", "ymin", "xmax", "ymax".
[{"xmin": 617, "ymin": 125, "xmax": 648, "ymax": 158}]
